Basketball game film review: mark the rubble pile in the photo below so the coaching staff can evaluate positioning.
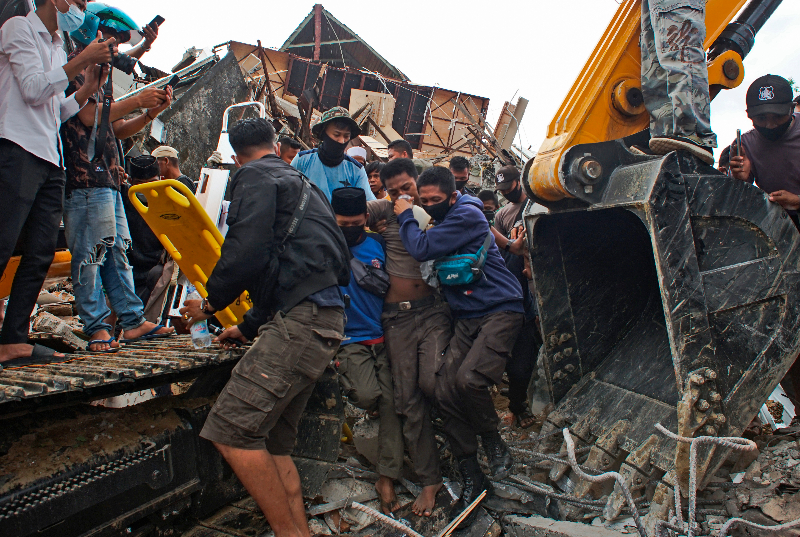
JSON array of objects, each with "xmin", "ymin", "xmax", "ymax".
[
  {"xmin": 730, "ymin": 436, "xmax": 800, "ymax": 532},
  {"xmin": 28, "ymin": 280, "xmax": 86, "ymax": 352}
]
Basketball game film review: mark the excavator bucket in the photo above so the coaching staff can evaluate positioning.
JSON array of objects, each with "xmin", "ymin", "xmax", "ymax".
[{"xmin": 526, "ymin": 143, "xmax": 800, "ymax": 481}]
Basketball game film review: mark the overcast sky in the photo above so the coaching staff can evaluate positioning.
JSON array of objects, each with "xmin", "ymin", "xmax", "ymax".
[{"xmin": 120, "ymin": 0, "xmax": 800, "ymax": 159}]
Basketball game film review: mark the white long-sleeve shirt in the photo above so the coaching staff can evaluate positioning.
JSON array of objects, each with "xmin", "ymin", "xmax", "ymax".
[{"xmin": 0, "ymin": 11, "xmax": 81, "ymax": 168}]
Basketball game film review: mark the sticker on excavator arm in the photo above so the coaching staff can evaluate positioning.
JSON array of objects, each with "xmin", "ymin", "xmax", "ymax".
[{"xmin": 127, "ymin": 179, "xmax": 251, "ymax": 328}]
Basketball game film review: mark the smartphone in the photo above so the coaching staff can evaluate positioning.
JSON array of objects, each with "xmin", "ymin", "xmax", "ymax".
[
  {"xmin": 736, "ymin": 129, "xmax": 742, "ymax": 158},
  {"xmin": 148, "ymin": 15, "xmax": 165, "ymax": 29},
  {"xmin": 165, "ymin": 74, "xmax": 180, "ymax": 89}
]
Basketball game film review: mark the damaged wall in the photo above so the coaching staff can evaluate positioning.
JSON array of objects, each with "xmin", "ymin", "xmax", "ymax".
[{"xmin": 149, "ymin": 51, "xmax": 252, "ymax": 181}]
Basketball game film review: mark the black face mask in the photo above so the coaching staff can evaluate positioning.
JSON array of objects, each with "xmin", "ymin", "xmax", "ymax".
[
  {"xmin": 339, "ymin": 226, "xmax": 363, "ymax": 247},
  {"xmin": 318, "ymin": 133, "xmax": 348, "ymax": 167},
  {"xmin": 502, "ymin": 184, "xmax": 523, "ymax": 204},
  {"xmin": 483, "ymin": 209, "xmax": 496, "ymax": 226},
  {"xmin": 423, "ymin": 198, "xmax": 452, "ymax": 222},
  {"xmin": 755, "ymin": 117, "xmax": 793, "ymax": 142},
  {"xmin": 456, "ymin": 180, "xmax": 468, "ymax": 192}
]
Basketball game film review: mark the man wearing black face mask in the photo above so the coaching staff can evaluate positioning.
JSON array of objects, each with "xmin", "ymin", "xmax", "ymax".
[
  {"xmin": 730, "ymin": 75, "xmax": 800, "ymax": 226},
  {"xmin": 493, "ymin": 166, "xmax": 541, "ymax": 429},
  {"xmin": 395, "ymin": 166, "xmax": 523, "ymax": 528},
  {"xmin": 293, "ymin": 107, "xmax": 376, "ymax": 202},
  {"xmin": 330, "ymin": 187, "xmax": 403, "ymax": 516},
  {"xmin": 449, "ymin": 156, "xmax": 475, "ymax": 195}
]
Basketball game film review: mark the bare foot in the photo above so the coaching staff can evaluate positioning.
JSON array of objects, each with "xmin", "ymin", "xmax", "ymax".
[
  {"xmin": 411, "ymin": 482, "xmax": 441, "ymax": 517},
  {"xmin": 122, "ymin": 321, "xmax": 174, "ymax": 341},
  {"xmin": 0, "ymin": 343, "xmax": 65, "ymax": 363},
  {"xmin": 88, "ymin": 329, "xmax": 120, "ymax": 352},
  {"xmin": 376, "ymin": 475, "xmax": 400, "ymax": 515}
]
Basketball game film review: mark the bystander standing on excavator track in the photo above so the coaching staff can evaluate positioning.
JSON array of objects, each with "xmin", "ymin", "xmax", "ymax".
[
  {"xmin": 60, "ymin": 7, "xmax": 175, "ymax": 354},
  {"xmin": 0, "ymin": 0, "xmax": 114, "ymax": 365}
]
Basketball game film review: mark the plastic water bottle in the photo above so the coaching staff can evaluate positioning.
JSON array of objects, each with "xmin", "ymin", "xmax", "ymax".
[{"xmin": 186, "ymin": 287, "xmax": 212, "ymax": 349}]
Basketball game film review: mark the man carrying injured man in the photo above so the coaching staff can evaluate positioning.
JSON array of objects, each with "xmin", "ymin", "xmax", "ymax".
[
  {"xmin": 331, "ymin": 187, "xmax": 404, "ymax": 515},
  {"xmin": 395, "ymin": 166, "xmax": 524, "ymax": 528},
  {"xmin": 366, "ymin": 158, "xmax": 452, "ymax": 517}
]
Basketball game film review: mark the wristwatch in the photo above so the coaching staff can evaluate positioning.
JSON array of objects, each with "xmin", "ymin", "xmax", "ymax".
[
  {"xmin": 200, "ymin": 298, "xmax": 216, "ymax": 315},
  {"xmin": 504, "ymin": 239, "xmax": 515, "ymax": 252}
]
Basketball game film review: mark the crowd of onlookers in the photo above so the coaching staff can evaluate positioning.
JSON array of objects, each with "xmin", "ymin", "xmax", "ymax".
[{"xmin": 0, "ymin": 0, "xmax": 182, "ymax": 365}]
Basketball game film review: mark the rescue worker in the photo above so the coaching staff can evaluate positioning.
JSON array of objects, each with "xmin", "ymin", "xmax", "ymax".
[
  {"xmin": 181, "ymin": 118, "xmax": 349, "ymax": 537},
  {"xmin": 331, "ymin": 187, "xmax": 403, "ymax": 515},
  {"xmin": 395, "ymin": 166, "xmax": 523, "ymax": 528},
  {"xmin": 367, "ymin": 158, "xmax": 452, "ymax": 517},
  {"xmin": 292, "ymin": 107, "xmax": 374, "ymax": 201},
  {"xmin": 641, "ymin": 0, "xmax": 716, "ymax": 164}
]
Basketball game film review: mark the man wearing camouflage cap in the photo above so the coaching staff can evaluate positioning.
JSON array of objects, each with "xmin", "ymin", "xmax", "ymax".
[{"xmin": 292, "ymin": 106, "xmax": 375, "ymax": 201}]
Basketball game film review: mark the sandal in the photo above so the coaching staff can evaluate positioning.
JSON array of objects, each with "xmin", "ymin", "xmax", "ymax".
[
  {"xmin": 87, "ymin": 337, "xmax": 120, "ymax": 354},
  {"xmin": 0, "ymin": 344, "xmax": 65, "ymax": 369},
  {"xmin": 120, "ymin": 324, "xmax": 173, "ymax": 343}
]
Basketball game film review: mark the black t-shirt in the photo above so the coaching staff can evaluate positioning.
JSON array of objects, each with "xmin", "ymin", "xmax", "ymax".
[
  {"xmin": 176, "ymin": 174, "xmax": 197, "ymax": 194},
  {"xmin": 121, "ymin": 184, "xmax": 165, "ymax": 274}
]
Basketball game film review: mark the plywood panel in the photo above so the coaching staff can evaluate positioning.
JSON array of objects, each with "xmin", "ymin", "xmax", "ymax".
[
  {"xmin": 349, "ymin": 89, "xmax": 395, "ymax": 127},
  {"xmin": 229, "ymin": 41, "xmax": 290, "ymax": 98}
]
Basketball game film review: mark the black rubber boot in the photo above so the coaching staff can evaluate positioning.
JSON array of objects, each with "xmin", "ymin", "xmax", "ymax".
[
  {"xmin": 481, "ymin": 430, "xmax": 513, "ymax": 480},
  {"xmin": 450, "ymin": 456, "xmax": 492, "ymax": 530}
]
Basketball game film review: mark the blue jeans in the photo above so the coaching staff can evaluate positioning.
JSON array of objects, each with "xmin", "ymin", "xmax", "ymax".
[{"xmin": 63, "ymin": 187, "xmax": 146, "ymax": 336}]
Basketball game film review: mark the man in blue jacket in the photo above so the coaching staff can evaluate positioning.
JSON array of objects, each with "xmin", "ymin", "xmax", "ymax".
[
  {"xmin": 292, "ymin": 107, "xmax": 375, "ymax": 202},
  {"xmin": 330, "ymin": 187, "xmax": 403, "ymax": 515},
  {"xmin": 394, "ymin": 167, "xmax": 524, "ymax": 526}
]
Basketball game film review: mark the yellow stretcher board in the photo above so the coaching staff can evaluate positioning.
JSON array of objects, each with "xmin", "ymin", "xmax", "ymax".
[
  {"xmin": 0, "ymin": 250, "xmax": 72, "ymax": 301},
  {"xmin": 127, "ymin": 179, "xmax": 251, "ymax": 328}
]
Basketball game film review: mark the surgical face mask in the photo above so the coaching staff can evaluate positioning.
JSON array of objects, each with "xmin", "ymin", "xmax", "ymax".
[
  {"xmin": 502, "ymin": 183, "xmax": 523, "ymax": 204},
  {"xmin": 755, "ymin": 117, "xmax": 793, "ymax": 142},
  {"xmin": 54, "ymin": 0, "xmax": 85, "ymax": 33},
  {"xmin": 339, "ymin": 225, "xmax": 363, "ymax": 247},
  {"xmin": 422, "ymin": 198, "xmax": 451, "ymax": 222}
]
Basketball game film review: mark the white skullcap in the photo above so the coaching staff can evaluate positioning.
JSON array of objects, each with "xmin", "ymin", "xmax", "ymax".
[{"xmin": 346, "ymin": 146, "xmax": 368, "ymax": 159}]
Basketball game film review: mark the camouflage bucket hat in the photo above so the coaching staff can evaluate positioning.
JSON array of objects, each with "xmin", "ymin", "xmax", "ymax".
[{"xmin": 312, "ymin": 106, "xmax": 361, "ymax": 139}]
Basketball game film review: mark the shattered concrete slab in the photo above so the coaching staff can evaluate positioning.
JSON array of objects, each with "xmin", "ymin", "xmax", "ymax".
[{"xmin": 503, "ymin": 515, "xmax": 628, "ymax": 537}]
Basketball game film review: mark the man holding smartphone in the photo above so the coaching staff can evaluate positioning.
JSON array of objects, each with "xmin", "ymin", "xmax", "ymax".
[
  {"xmin": 730, "ymin": 75, "xmax": 800, "ymax": 227},
  {"xmin": 0, "ymin": 0, "xmax": 114, "ymax": 364}
]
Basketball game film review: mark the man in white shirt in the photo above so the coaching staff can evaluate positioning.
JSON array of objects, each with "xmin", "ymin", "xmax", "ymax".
[{"xmin": 0, "ymin": 0, "xmax": 113, "ymax": 365}]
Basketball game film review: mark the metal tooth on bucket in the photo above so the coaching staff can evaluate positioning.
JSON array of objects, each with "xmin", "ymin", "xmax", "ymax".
[{"xmin": 561, "ymin": 419, "xmax": 629, "ymax": 520}]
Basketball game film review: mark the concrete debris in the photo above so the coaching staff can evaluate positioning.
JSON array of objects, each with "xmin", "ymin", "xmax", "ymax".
[
  {"xmin": 30, "ymin": 310, "xmax": 86, "ymax": 350},
  {"xmin": 503, "ymin": 515, "xmax": 629, "ymax": 536},
  {"xmin": 736, "ymin": 438, "xmax": 800, "ymax": 524}
]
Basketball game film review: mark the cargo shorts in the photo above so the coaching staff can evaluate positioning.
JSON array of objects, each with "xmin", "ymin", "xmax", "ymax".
[{"xmin": 200, "ymin": 301, "xmax": 344, "ymax": 454}]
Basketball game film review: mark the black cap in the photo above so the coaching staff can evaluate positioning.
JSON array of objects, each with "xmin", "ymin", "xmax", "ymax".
[
  {"xmin": 746, "ymin": 75, "xmax": 795, "ymax": 117},
  {"xmin": 331, "ymin": 187, "xmax": 367, "ymax": 216},
  {"xmin": 495, "ymin": 165, "xmax": 521, "ymax": 190},
  {"xmin": 129, "ymin": 155, "xmax": 160, "ymax": 180}
]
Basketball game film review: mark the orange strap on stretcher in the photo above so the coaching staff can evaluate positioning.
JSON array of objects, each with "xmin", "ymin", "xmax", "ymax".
[{"xmin": 127, "ymin": 179, "xmax": 251, "ymax": 328}]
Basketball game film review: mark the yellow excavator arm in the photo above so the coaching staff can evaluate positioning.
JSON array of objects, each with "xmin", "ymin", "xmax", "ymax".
[{"xmin": 527, "ymin": 0, "xmax": 767, "ymax": 202}]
